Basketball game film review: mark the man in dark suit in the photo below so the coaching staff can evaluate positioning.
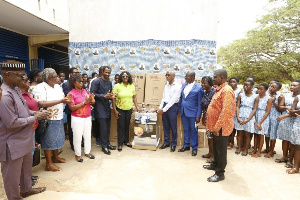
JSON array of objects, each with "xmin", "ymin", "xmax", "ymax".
[
  {"xmin": 90, "ymin": 66, "xmax": 116, "ymax": 155},
  {"xmin": 178, "ymin": 71, "xmax": 204, "ymax": 156},
  {"xmin": 62, "ymin": 67, "xmax": 80, "ymax": 150},
  {"xmin": 0, "ymin": 61, "xmax": 49, "ymax": 199}
]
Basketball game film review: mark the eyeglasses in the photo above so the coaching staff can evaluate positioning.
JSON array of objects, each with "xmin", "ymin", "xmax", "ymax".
[
  {"xmin": 9, "ymin": 72, "xmax": 26, "ymax": 79},
  {"xmin": 73, "ymin": 72, "xmax": 80, "ymax": 74}
]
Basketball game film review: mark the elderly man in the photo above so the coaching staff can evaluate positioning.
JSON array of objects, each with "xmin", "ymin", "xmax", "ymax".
[
  {"xmin": 178, "ymin": 71, "xmax": 204, "ymax": 156},
  {"xmin": 0, "ymin": 61, "xmax": 49, "ymax": 199},
  {"xmin": 157, "ymin": 71, "xmax": 181, "ymax": 152},
  {"xmin": 204, "ymin": 69, "xmax": 235, "ymax": 182}
]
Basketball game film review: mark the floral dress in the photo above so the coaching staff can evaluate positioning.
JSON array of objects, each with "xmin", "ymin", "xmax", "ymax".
[
  {"xmin": 267, "ymin": 92, "xmax": 282, "ymax": 140},
  {"xmin": 254, "ymin": 95, "xmax": 270, "ymax": 135},
  {"xmin": 290, "ymin": 95, "xmax": 300, "ymax": 145},
  {"xmin": 277, "ymin": 93, "xmax": 295, "ymax": 142},
  {"xmin": 235, "ymin": 92, "xmax": 258, "ymax": 133}
]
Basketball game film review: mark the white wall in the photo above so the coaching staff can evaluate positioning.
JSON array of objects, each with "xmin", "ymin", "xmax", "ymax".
[
  {"xmin": 69, "ymin": 0, "xmax": 218, "ymax": 42},
  {"xmin": 6, "ymin": 0, "xmax": 69, "ymax": 31}
]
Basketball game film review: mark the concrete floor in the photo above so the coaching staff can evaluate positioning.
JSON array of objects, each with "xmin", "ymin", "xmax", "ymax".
[{"xmin": 1, "ymin": 139, "xmax": 300, "ymax": 200}]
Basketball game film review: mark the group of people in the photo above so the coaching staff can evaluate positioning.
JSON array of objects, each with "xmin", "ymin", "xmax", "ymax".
[{"xmin": 0, "ymin": 59, "xmax": 299, "ymax": 199}]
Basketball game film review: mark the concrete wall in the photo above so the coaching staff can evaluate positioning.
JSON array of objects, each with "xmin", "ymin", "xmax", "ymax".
[
  {"xmin": 6, "ymin": 0, "xmax": 69, "ymax": 31},
  {"xmin": 69, "ymin": 0, "xmax": 218, "ymax": 42}
]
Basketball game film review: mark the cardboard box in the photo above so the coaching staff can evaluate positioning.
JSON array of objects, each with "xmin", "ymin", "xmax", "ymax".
[
  {"xmin": 198, "ymin": 129, "xmax": 208, "ymax": 148},
  {"xmin": 132, "ymin": 73, "xmax": 146, "ymax": 104},
  {"xmin": 144, "ymin": 74, "xmax": 166, "ymax": 105}
]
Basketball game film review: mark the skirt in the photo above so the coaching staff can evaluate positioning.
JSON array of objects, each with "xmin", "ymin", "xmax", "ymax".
[
  {"xmin": 277, "ymin": 117, "xmax": 295, "ymax": 142},
  {"xmin": 235, "ymin": 117, "xmax": 255, "ymax": 133},
  {"xmin": 40, "ymin": 119, "xmax": 65, "ymax": 150},
  {"xmin": 290, "ymin": 117, "xmax": 300, "ymax": 145}
]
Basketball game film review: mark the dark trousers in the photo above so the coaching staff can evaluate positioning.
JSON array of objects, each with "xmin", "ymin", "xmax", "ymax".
[
  {"xmin": 181, "ymin": 115, "xmax": 198, "ymax": 150},
  {"xmin": 97, "ymin": 118, "xmax": 111, "ymax": 148},
  {"xmin": 212, "ymin": 129, "xmax": 229, "ymax": 176},
  {"xmin": 162, "ymin": 103, "xmax": 178, "ymax": 146},
  {"xmin": 1, "ymin": 145, "xmax": 32, "ymax": 200},
  {"xmin": 117, "ymin": 108, "xmax": 132, "ymax": 146},
  {"xmin": 67, "ymin": 114, "xmax": 74, "ymax": 149}
]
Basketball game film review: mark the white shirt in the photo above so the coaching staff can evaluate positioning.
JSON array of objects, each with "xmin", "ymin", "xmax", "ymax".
[
  {"xmin": 89, "ymin": 77, "xmax": 97, "ymax": 92},
  {"xmin": 183, "ymin": 81, "xmax": 195, "ymax": 98},
  {"xmin": 159, "ymin": 81, "xmax": 181, "ymax": 112},
  {"xmin": 32, "ymin": 82, "xmax": 64, "ymax": 120}
]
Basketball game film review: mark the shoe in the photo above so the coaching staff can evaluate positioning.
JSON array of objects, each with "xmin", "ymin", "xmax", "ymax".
[
  {"xmin": 108, "ymin": 144, "xmax": 116, "ymax": 150},
  {"xmin": 102, "ymin": 147, "xmax": 111, "ymax": 155},
  {"xmin": 85, "ymin": 154, "xmax": 95, "ymax": 159},
  {"xmin": 192, "ymin": 149, "xmax": 197, "ymax": 156},
  {"xmin": 178, "ymin": 147, "xmax": 190, "ymax": 152},
  {"xmin": 20, "ymin": 187, "xmax": 46, "ymax": 198},
  {"xmin": 32, "ymin": 179, "xmax": 38, "ymax": 187},
  {"xmin": 203, "ymin": 165, "xmax": 216, "ymax": 170},
  {"xmin": 170, "ymin": 146, "xmax": 176, "ymax": 152},
  {"xmin": 124, "ymin": 143, "xmax": 132, "ymax": 148},
  {"xmin": 159, "ymin": 144, "xmax": 170, "ymax": 149},
  {"xmin": 32, "ymin": 176, "xmax": 39, "ymax": 181},
  {"xmin": 75, "ymin": 156, "xmax": 83, "ymax": 162},
  {"xmin": 207, "ymin": 174, "xmax": 225, "ymax": 182},
  {"xmin": 118, "ymin": 146, "xmax": 122, "ymax": 152}
]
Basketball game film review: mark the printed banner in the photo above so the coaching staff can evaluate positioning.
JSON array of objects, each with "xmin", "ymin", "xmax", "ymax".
[{"xmin": 69, "ymin": 39, "xmax": 216, "ymax": 78}]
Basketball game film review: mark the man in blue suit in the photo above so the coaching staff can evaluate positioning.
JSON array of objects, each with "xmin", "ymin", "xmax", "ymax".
[{"xmin": 178, "ymin": 71, "xmax": 204, "ymax": 156}]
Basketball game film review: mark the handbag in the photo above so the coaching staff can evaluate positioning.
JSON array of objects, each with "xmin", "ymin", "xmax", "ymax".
[
  {"xmin": 32, "ymin": 144, "xmax": 41, "ymax": 167},
  {"xmin": 38, "ymin": 86, "xmax": 49, "ymax": 135}
]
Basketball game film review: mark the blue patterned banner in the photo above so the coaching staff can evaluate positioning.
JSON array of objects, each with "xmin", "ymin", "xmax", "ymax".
[{"xmin": 69, "ymin": 39, "xmax": 216, "ymax": 78}]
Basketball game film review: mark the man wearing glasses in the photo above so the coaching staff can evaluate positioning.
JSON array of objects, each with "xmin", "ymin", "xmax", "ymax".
[
  {"xmin": 62, "ymin": 67, "xmax": 80, "ymax": 151},
  {"xmin": 157, "ymin": 71, "xmax": 181, "ymax": 152},
  {"xmin": 0, "ymin": 61, "xmax": 49, "ymax": 199}
]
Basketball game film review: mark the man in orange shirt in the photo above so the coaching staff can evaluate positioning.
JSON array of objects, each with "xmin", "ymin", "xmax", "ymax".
[{"xmin": 204, "ymin": 69, "xmax": 235, "ymax": 182}]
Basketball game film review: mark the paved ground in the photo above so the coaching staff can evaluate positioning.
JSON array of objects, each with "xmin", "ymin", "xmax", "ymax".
[{"xmin": 1, "ymin": 138, "xmax": 300, "ymax": 200}]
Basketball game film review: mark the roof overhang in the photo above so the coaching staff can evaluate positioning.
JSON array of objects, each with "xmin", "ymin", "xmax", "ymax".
[{"xmin": 0, "ymin": 0, "xmax": 68, "ymax": 36}]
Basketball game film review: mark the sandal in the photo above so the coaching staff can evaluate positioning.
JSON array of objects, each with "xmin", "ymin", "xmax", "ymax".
[
  {"xmin": 202, "ymin": 153, "xmax": 212, "ymax": 158},
  {"xmin": 241, "ymin": 152, "xmax": 248, "ymax": 156},
  {"xmin": 275, "ymin": 158, "xmax": 287, "ymax": 163},
  {"xmin": 235, "ymin": 150, "xmax": 241, "ymax": 155},
  {"xmin": 286, "ymin": 168, "xmax": 299, "ymax": 174},
  {"xmin": 284, "ymin": 162, "xmax": 293, "ymax": 168},
  {"xmin": 85, "ymin": 154, "xmax": 95, "ymax": 159},
  {"xmin": 124, "ymin": 143, "xmax": 132, "ymax": 148},
  {"xmin": 118, "ymin": 146, "xmax": 122, "ymax": 152},
  {"xmin": 75, "ymin": 156, "xmax": 83, "ymax": 162},
  {"xmin": 45, "ymin": 165, "xmax": 61, "ymax": 172}
]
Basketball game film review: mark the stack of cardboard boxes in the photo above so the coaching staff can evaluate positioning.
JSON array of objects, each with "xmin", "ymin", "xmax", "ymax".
[{"xmin": 109, "ymin": 73, "xmax": 208, "ymax": 149}]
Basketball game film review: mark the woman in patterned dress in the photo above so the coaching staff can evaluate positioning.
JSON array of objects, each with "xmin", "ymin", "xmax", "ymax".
[
  {"xmin": 264, "ymin": 82, "xmax": 283, "ymax": 158},
  {"xmin": 288, "ymin": 95, "xmax": 300, "ymax": 174},
  {"xmin": 200, "ymin": 76, "xmax": 215, "ymax": 161},
  {"xmin": 235, "ymin": 80, "xmax": 259, "ymax": 156},
  {"xmin": 251, "ymin": 83, "xmax": 272, "ymax": 158},
  {"xmin": 228, "ymin": 77, "xmax": 241, "ymax": 150},
  {"xmin": 277, "ymin": 80, "xmax": 300, "ymax": 167}
]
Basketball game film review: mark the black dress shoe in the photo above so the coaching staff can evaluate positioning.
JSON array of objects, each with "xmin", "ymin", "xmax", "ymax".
[
  {"xmin": 102, "ymin": 147, "xmax": 111, "ymax": 155},
  {"xmin": 178, "ymin": 147, "xmax": 190, "ymax": 152},
  {"xmin": 170, "ymin": 146, "xmax": 176, "ymax": 152},
  {"xmin": 159, "ymin": 144, "xmax": 170, "ymax": 149},
  {"xmin": 124, "ymin": 143, "xmax": 132, "ymax": 148},
  {"xmin": 192, "ymin": 149, "xmax": 197, "ymax": 156},
  {"xmin": 207, "ymin": 174, "xmax": 225, "ymax": 182},
  {"xmin": 108, "ymin": 144, "xmax": 116, "ymax": 150},
  {"xmin": 203, "ymin": 165, "xmax": 216, "ymax": 170}
]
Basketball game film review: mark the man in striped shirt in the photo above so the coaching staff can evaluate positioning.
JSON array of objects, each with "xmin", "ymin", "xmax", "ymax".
[{"xmin": 204, "ymin": 69, "xmax": 235, "ymax": 182}]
